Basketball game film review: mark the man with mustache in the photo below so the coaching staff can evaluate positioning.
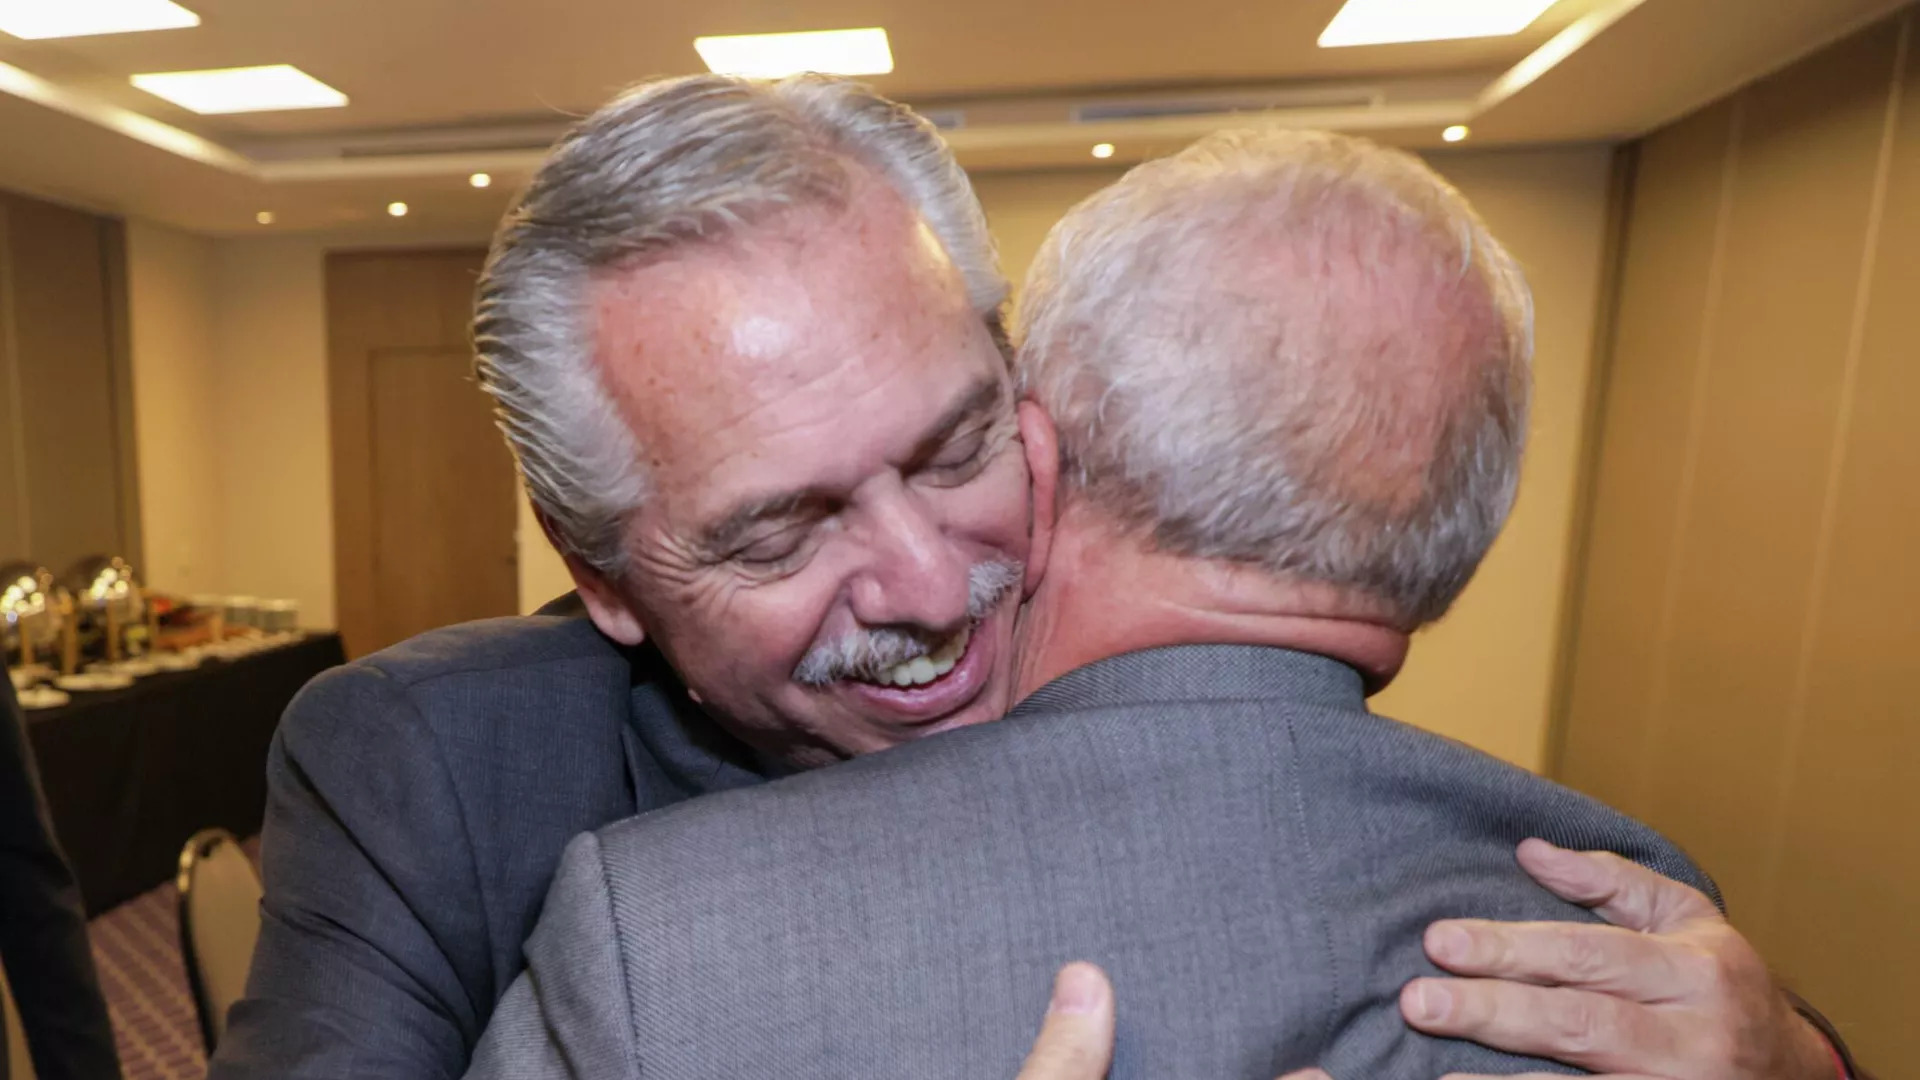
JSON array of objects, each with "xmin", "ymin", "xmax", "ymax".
[{"xmin": 212, "ymin": 76, "xmax": 1855, "ymax": 1080}]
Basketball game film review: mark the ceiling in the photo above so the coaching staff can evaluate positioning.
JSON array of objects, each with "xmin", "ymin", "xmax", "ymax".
[{"xmin": 0, "ymin": 0, "xmax": 1906, "ymax": 236}]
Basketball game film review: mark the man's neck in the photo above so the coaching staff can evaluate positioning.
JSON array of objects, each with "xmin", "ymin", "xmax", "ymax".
[{"xmin": 1013, "ymin": 503, "xmax": 1412, "ymax": 702}]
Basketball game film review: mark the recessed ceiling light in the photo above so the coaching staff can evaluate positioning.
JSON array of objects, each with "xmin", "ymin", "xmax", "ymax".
[
  {"xmin": 693, "ymin": 27, "xmax": 894, "ymax": 78},
  {"xmin": 1442, "ymin": 125, "xmax": 1471, "ymax": 142},
  {"xmin": 1091, "ymin": 143, "xmax": 1116, "ymax": 160},
  {"xmin": 387, "ymin": 202, "xmax": 409, "ymax": 218},
  {"xmin": 255, "ymin": 210, "xmax": 274, "ymax": 225},
  {"xmin": 469, "ymin": 172, "xmax": 492, "ymax": 189},
  {"xmin": 0, "ymin": 0, "xmax": 199, "ymax": 40},
  {"xmin": 1319, "ymin": 0, "xmax": 1560, "ymax": 47},
  {"xmin": 130, "ymin": 64, "xmax": 347, "ymax": 115}
]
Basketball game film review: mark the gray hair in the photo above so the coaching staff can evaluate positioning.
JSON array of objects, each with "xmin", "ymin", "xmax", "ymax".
[
  {"xmin": 475, "ymin": 74, "xmax": 1008, "ymax": 577},
  {"xmin": 1017, "ymin": 128, "xmax": 1533, "ymax": 627}
]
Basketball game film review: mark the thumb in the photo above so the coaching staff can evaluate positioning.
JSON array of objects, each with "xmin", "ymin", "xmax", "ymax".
[
  {"xmin": 1276, "ymin": 1072, "xmax": 1336, "ymax": 1080},
  {"xmin": 1016, "ymin": 962, "xmax": 1115, "ymax": 1080}
]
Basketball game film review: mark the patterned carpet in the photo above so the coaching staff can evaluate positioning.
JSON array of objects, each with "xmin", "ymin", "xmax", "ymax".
[{"xmin": 85, "ymin": 838, "xmax": 259, "ymax": 1080}]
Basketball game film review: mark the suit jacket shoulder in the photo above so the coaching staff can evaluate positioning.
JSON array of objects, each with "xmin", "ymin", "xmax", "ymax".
[
  {"xmin": 216, "ymin": 615, "xmax": 762, "ymax": 1080},
  {"xmin": 1270, "ymin": 706, "xmax": 1715, "ymax": 1076},
  {"xmin": 500, "ymin": 646, "xmax": 1714, "ymax": 1079},
  {"xmin": 328, "ymin": 612, "xmax": 616, "ymax": 685},
  {"xmin": 275, "ymin": 614, "xmax": 651, "ymax": 964}
]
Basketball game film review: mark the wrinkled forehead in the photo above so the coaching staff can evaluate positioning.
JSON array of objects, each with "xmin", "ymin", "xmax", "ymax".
[{"xmin": 586, "ymin": 196, "xmax": 1002, "ymax": 503}]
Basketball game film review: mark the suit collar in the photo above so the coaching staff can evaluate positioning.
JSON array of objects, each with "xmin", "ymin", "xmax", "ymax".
[
  {"xmin": 620, "ymin": 638, "xmax": 768, "ymax": 799},
  {"xmin": 537, "ymin": 599, "xmax": 765, "ymax": 796},
  {"xmin": 1011, "ymin": 643, "xmax": 1367, "ymax": 718}
]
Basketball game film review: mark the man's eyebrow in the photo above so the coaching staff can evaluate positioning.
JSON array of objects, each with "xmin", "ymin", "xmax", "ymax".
[
  {"xmin": 909, "ymin": 376, "xmax": 1007, "ymax": 462},
  {"xmin": 696, "ymin": 376, "xmax": 1007, "ymax": 556},
  {"xmin": 697, "ymin": 491, "xmax": 829, "ymax": 556}
]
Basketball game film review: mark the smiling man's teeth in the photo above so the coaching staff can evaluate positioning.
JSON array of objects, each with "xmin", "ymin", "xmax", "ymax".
[{"xmin": 868, "ymin": 625, "xmax": 970, "ymax": 688}]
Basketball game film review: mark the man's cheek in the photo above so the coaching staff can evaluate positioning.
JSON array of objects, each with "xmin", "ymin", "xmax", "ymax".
[{"xmin": 736, "ymin": 590, "xmax": 835, "ymax": 683}]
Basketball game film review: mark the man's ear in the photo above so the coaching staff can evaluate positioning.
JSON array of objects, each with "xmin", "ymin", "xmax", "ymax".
[
  {"xmin": 563, "ymin": 553, "xmax": 649, "ymax": 646},
  {"xmin": 533, "ymin": 506, "xmax": 649, "ymax": 646},
  {"xmin": 1017, "ymin": 398, "xmax": 1061, "ymax": 599}
]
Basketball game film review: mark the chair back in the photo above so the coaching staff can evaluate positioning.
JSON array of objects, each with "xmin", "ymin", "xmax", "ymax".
[{"xmin": 177, "ymin": 828, "xmax": 262, "ymax": 1053}]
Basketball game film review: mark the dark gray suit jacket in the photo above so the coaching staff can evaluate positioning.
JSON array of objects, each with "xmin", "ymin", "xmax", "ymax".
[
  {"xmin": 470, "ymin": 644, "xmax": 1718, "ymax": 1079},
  {"xmin": 209, "ymin": 609, "xmax": 766, "ymax": 1080},
  {"xmin": 1, "ymin": 678, "xmax": 120, "ymax": 1080}
]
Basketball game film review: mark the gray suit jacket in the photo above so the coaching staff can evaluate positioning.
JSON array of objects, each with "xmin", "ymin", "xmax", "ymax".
[
  {"xmin": 469, "ymin": 644, "xmax": 1717, "ymax": 1079},
  {"xmin": 211, "ymin": 607, "xmax": 767, "ymax": 1080}
]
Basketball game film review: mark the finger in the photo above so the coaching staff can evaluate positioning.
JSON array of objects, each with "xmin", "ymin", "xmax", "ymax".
[
  {"xmin": 1516, "ymin": 839, "xmax": 1719, "ymax": 932},
  {"xmin": 1017, "ymin": 963, "xmax": 1115, "ymax": 1080},
  {"xmin": 1275, "ymin": 1071, "xmax": 1335, "ymax": 1080},
  {"xmin": 1422, "ymin": 918, "xmax": 1692, "ymax": 999},
  {"xmin": 1402, "ymin": 977, "xmax": 1682, "ymax": 1075}
]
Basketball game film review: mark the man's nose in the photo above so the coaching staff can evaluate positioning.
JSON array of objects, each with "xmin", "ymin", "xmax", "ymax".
[{"xmin": 848, "ymin": 485, "xmax": 971, "ymax": 635}]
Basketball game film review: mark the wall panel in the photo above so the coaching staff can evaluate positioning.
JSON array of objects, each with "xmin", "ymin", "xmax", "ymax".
[
  {"xmin": 1557, "ymin": 104, "xmax": 1737, "ymax": 814},
  {"xmin": 1557, "ymin": 7, "xmax": 1918, "ymax": 1064},
  {"xmin": 1644, "ymin": 20, "xmax": 1900, "ymax": 922},
  {"xmin": 1765, "ymin": 20, "xmax": 1920, "ymax": 1054},
  {"xmin": 0, "ymin": 202, "xmax": 25, "ymax": 558},
  {"xmin": 0, "ymin": 192, "xmax": 138, "ymax": 573}
]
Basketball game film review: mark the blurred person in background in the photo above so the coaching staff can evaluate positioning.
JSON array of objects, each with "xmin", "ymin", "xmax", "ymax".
[{"xmin": 0, "ymin": 677, "xmax": 122, "ymax": 1080}]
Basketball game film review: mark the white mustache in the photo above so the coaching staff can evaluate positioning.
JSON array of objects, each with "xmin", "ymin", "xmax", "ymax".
[{"xmin": 792, "ymin": 559, "xmax": 1023, "ymax": 686}]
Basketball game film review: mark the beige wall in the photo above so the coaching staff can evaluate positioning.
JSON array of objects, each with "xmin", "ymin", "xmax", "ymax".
[
  {"xmin": 127, "ymin": 221, "xmax": 224, "ymax": 596},
  {"xmin": 124, "ymin": 232, "xmax": 337, "ymax": 627},
  {"xmin": 127, "ymin": 145, "xmax": 1614, "ymax": 770},
  {"xmin": 212, "ymin": 239, "xmax": 335, "ymax": 629},
  {"xmin": 1557, "ymin": 7, "xmax": 1918, "ymax": 1063}
]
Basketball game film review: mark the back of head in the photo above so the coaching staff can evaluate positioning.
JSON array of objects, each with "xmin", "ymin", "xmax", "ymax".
[
  {"xmin": 1017, "ymin": 128, "xmax": 1532, "ymax": 628},
  {"xmin": 475, "ymin": 74, "xmax": 1006, "ymax": 579}
]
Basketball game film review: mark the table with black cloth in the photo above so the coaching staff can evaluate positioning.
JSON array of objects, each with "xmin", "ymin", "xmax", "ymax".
[{"xmin": 23, "ymin": 632, "xmax": 346, "ymax": 915}]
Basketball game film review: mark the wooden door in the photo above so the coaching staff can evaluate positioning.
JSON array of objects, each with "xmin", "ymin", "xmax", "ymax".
[
  {"xmin": 327, "ymin": 250, "xmax": 518, "ymax": 657},
  {"xmin": 367, "ymin": 346, "xmax": 518, "ymax": 650}
]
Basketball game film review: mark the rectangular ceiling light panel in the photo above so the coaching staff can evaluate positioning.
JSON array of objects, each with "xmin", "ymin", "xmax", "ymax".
[
  {"xmin": 1319, "ymin": 0, "xmax": 1560, "ymax": 47},
  {"xmin": 131, "ymin": 64, "xmax": 347, "ymax": 114},
  {"xmin": 0, "ymin": 0, "xmax": 199, "ymax": 40},
  {"xmin": 694, "ymin": 27, "xmax": 894, "ymax": 78}
]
